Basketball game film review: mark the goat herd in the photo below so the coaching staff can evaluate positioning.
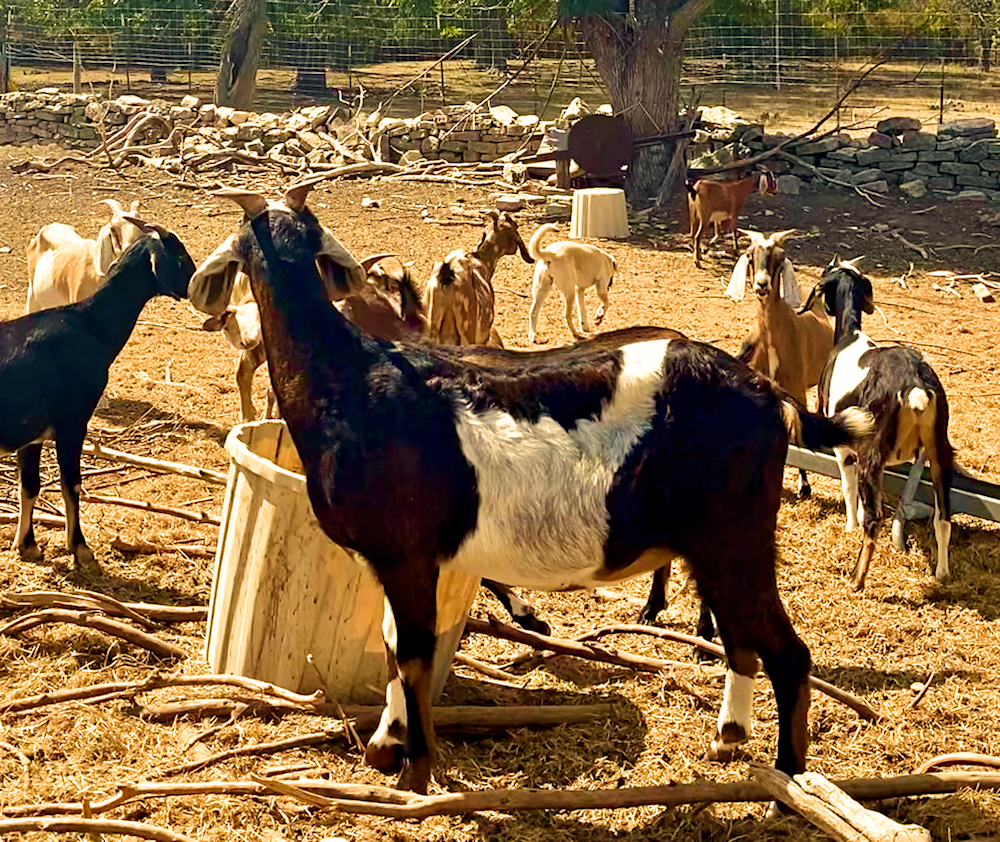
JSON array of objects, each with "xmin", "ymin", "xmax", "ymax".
[{"xmin": 1, "ymin": 175, "xmax": 963, "ymax": 797}]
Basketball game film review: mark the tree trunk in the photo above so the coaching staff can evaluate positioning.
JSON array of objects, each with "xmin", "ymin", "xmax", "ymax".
[
  {"xmin": 216, "ymin": 0, "xmax": 268, "ymax": 110},
  {"xmin": 578, "ymin": 0, "xmax": 712, "ymax": 204}
]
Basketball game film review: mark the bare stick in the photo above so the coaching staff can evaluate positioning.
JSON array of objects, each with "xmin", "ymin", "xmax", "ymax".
[
  {"xmin": 0, "ymin": 672, "xmax": 323, "ymax": 715},
  {"xmin": 111, "ymin": 538, "xmax": 215, "ymax": 559},
  {"xmin": 152, "ymin": 729, "xmax": 342, "ymax": 778},
  {"xmin": 0, "ymin": 511, "xmax": 66, "ymax": 529},
  {"xmin": 41, "ymin": 441, "xmax": 228, "ymax": 485},
  {"xmin": 453, "ymin": 652, "xmax": 521, "ymax": 683},
  {"xmin": 0, "ymin": 609, "xmax": 185, "ymax": 660},
  {"xmin": 751, "ymin": 766, "xmax": 931, "ymax": 842},
  {"xmin": 914, "ymin": 753, "xmax": 1000, "ymax": 774},
  {"xmin": 908, "ymin": 670, "xmax": 935, "ymax": 710},
  {"xmin": 891, "ymin": 230, "xmax": 931, "ymax": 259},
  {"xmin": 81, "ymin": 492, "xmax": 220, "ymax": 526},
  {"xmin": 467, "ymin": 618, "xmax": 881, "ymax": 722},
  {"xmin": 0, "ymin": 590, "xmax": 208, "ymax": 625},
  {"xmin": 0, "ymin": 818, "xmax": 193, "ymax": 842},
  {"xmin": 8, "ymin": 771, "xmax": 1000, "ymax": 820}
]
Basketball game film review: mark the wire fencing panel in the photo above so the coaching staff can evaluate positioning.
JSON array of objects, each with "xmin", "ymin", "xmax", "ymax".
[{"xmin": 1, "ymin": 2, "xmax": 998, "ymax": 112}]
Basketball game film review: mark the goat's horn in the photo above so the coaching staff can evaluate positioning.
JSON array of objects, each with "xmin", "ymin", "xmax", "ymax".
[
  {"xmin": 99, "ymin": 199, "xmax": 125, "ymax": 216},
  {"xmin": 284, "ymin": 175, "xmax": 328, "ymax": 212},
  {"xmin": 772, "ymin": 229, "xmax": 798, "ymax": 246},
  {"xmin": 359, "ymin": 252, "xmax": 397, "ymax": 272},
  {"xmin": 120, "ymin": 215, "xmax": 156, "ymax": 232},
  {"xmin": 738, "ymin": 228, "xmax": 766, "ymax": 245},
  {"xmin": 211, "ymin": 187, "xmax": 269, "ymax": 218},
  {"xmin": 842, "ymin": 255, "xmax": 865, "ymax": 269}
]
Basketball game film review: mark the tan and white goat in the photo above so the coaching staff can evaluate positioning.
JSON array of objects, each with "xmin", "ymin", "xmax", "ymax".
[
  {"xmin": 687, "ymin": 170, "xmax": 776, "ymax": 267},
  {"xmin": 424, "ymin": 210, "xmax": 532, "ymax": 347},
  {"xmin": 26, "ymin": 200, "xmax": 143, "ymax": 313}
]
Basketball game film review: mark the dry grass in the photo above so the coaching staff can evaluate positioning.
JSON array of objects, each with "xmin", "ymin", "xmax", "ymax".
[{"xmin": 0, "ymin": 150, "xmax": 997, "ymax": 841}]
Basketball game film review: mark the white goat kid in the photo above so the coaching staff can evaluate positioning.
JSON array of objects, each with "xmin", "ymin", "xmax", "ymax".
[
  {"xmin": 527, "ymin": 223, "xmax": 616, "ymax": 344},
  {"xmin": 26, "ymin": 200, "xmax": 143, "ymax": 313}
]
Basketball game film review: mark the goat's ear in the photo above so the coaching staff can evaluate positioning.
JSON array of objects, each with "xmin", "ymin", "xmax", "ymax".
[
  {"xmin": 189, "ymin": 233, "xmax": 243, "ymax": 315},
  {"xmin": 821, "ymin": 277, "xmax": 840, "ymax": 316},
  {"xmin": 484, "ymin": 209, "xmax": 500, "ymax": 227},
  {"xmin": 95, "ymin": 223, "xmax": 117, "ymax": 276},
  {"xmin": 316, "ymin": 226, "xmax": 367, "ymax": 297},
  {"xmin": 725, "ymin": 253, "xmax": 749, "ymax": 301},
  {"xmin": 211, "ymin": 187, "xmax": 268, "ymax": 218},
  {"xmin": 798, "ymin": 281, "xmax": 825, "ymax": 315},
  {"xmin": 862, "ymin": 278, "xmax": 875, "ymax": 314}
]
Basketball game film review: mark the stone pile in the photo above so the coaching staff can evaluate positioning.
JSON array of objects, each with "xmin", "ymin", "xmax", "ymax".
[{"xmin": 0, "ymin": 88, "xmax": 546, "ymax": 170}]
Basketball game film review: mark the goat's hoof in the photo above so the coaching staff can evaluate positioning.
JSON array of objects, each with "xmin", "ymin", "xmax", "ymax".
[
  {"xmin": 797, "ymin": 485, "xmax": 812, "ymax": 500},
  {"xmin": 396, "ymin": 756, "xmax": 431, "ymax": 795},
  {"xmin": 636, "ymin": 607, "xmax": 661, "ymax": 626},
  {"xmin": 73, "ymin": 545, "xmax": 99, "ymax": 571},
  {"xmin": 17, "ymin": 544, "xmax": 43, "ymax": 563},
  {"xmin": 518, "ymin": 615, "xmax": 552, "ymax": 637},
  {"xmin": 365, "ymin": 739, "xmax": 405, "ymax": 775}
]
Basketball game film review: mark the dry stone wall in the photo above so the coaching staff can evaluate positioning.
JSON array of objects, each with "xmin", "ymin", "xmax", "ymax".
[{"xmin": 0, "ymin": 88, "xmax": 545, "ymax": 169}]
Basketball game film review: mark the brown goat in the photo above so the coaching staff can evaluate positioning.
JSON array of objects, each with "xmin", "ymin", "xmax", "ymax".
[
  {"xmin": 687, "ymin": 170, "xmax": 776, "ymax": 267},
  {"xmin": 425, "ymin": 210, "xmax": 532, "ymax": 347}
]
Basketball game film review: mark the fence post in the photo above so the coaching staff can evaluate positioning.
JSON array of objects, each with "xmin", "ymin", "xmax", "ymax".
[
  {"xmin": 73, "ymin": 42, "xmax": 81, "ymax": 93},
  {"xmin": 0, "ymin": 14, "xmax": 9, "ymax": 94}
]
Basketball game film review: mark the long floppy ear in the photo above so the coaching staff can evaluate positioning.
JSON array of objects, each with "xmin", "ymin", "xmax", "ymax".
[
  {"xmin": 780, "ymin": 258, "xmax": 801, "ymax": 307},
  {"xmin": 798, "ymin": 280, "xmax": 825, "ymax": 315},
  {"xmin": 284, "ymin": 175, "xmax": 328, "ymax": 212},
  {"xmin": 95, "ymin": 223, "xmax": 118, "ymax": 276},
  {"xmin": 862, "ymin": 277, "xmax": 875, "ymax": 314},
  {"xmin": 189, "ymin": 233, "xmax": 244, "ymax": 315},
  {"xmin": 211, "ymin": 187, "xmax": 268, "ymax": 218},
  {"xmin": 725, "ymin": 252, "xmax": 749, "ymax": 301}
]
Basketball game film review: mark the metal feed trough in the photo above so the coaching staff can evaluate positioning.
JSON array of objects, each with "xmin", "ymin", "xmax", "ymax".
[{"xmin": 786, "ymin": 446, "xmax": 1000, "ymax": 550}]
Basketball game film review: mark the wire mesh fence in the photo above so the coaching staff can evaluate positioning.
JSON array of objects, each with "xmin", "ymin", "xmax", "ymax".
[{"xmin": 1, "ymin": 2, "xmax": 998, "ymax": 119}]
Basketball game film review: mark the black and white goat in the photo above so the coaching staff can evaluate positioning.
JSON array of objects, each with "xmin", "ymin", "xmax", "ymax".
[
  {"xmin": 188, "ymin": 182, "xmax": 873, "ymax": 794},
  {"xmin": 816, "ymin": 258, "xmax": 954, "ymax": 591},
  {"xmin": 2, "ymin": 222, "xmax": 195, "ymax": 566}
]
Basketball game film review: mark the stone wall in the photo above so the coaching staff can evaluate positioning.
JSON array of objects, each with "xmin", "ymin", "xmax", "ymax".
[
  {"xmin": 707, "ymin": 115, "xmax": 1000, "ymax": 202},
  {"xmin": 0, "ymin": 88, "xmax": 546, "ymax": 169}
]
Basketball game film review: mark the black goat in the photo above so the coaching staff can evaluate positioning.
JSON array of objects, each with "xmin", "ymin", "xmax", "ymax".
[
  {"xmin": 188, "ymin": 182, "xmax": 873, "ymax": 794},
  {"xmin": 1, "ymin": 223, "xmax": 195, "ymax": 567},
  {"xmin": 816, "ymin": 258, "xmax": 954, "ymax": 591}
]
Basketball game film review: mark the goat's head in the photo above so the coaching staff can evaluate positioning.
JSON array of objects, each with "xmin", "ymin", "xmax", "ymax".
[
  {"xmin": 95, "ymin": 199, "xmax": 144, "ymax": 275},
  {"xmin": 188, "ymin": 181, "xmax": 367, "ymax": 317},
  {"xmin": 739, "ymin": 229, "xmax": 796, "ymax": 300},
  {"xmin": 429, "ymin": 250, "xmax": 474, "ymax": 291},
  {"xmin": 756, "ymin": 169, "xmax": 777, "ymax": 196},
  {"xmin": 114, "ymin": 217, "xmax": 196, "ymax": 300},
  {"xmin": 817, "ymin": 256, "xmax": 873, "ymax": 320},
  {"xmin": 479, "ymin": 210, "xmax": 532, "ymax": 263}
]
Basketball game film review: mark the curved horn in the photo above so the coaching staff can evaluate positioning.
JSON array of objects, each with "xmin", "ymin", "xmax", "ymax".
[
  {"xmin": 842, "ymin": 255, "xmax": 865, "ymax": 270},
  {"xmin": 285, "ymin": 175, "xmax": 328, "ymax": 212},
  {"xmin": 771, "ymin": 229, "xmax": 798, "ymax": 246},
  {"xmin": 360, "ymin": 252, "xmax": 398, "ymax": 272},
  {"xmin": 210, "ymin": 188, "xmax": 268, "ymax": 218},
  {"xmin": 100, "ymin": 199, "xmax": 125, "ymax": 216},
  {"xmin": 738, "ymin": 228, "xmax": 766, "ymax": 247},
  {"xmin": 120, "ymin": 215, "xmax": 165, "ymax": 235}
]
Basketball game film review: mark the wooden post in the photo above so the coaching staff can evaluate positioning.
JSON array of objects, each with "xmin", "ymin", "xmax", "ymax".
[
  {"xmin": 73, "ymin": 42, "xmax": 82, "ymax": 93},
  {"xmin": 0, "ymin": 17, "xmax": 9, "ymax": 94}
]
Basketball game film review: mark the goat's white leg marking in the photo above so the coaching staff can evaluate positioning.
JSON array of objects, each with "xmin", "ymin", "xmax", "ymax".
[
  {"xmin": 370, "ymin": 597, "xmax": 407, "ymax": 754},
  {"xmin": 711, "ymin": 670, "xmax": 754, "ymax": 760},
  {"xmin": 835, "ymin": 447, "xmax": 861, "ymax": 532},
  {"xmin": 564, "ymin": 289, "xmax": 581, "ymax": 338},
  {"xmin": 933, "ymin": 502, "xmax": 951, "ymax": 582}
]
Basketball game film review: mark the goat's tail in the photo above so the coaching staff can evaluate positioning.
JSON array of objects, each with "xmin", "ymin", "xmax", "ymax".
[
  {"xmin": 781, "ymin": 401, "xmax": 874, "ymax": 452},
  {"xmin": 527, "ymin": 223, "xmax": 559, "ymax": 262},
  {"xmin": 905, "ymin": 387, "xmax": 931, "ymax": 412}
]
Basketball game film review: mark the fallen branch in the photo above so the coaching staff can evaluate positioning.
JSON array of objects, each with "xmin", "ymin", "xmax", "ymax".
[
  {"xmin": 467, "ymin": 617, "xmax": 881, "ymax": 722},
  {"xmin": 0, "ymin": 672, "xmax": 322, "ymax": 715},
  {"xmin": 0, "ymin": 609, "xmax": 186, "ymax": 660},
  {"xmin": 890, "ymin": 230, "xmax": 931, "ymax": 259},
  {"xmin": 6, "ymin": 771, "xmax": 1000, "ymax": 820},
  {"xmin": 0, "ymin": 818, "xmax": 194, "ymax": 842},
  {"xmin": 0, "ymin": 590, "xmax": 208, "ymax": 625},
  {"xmin": 41, "ymin": 440, "xmax": 227, "ymax": 485},
  {"xmin": 776, "ymin": 150, "xmax": 883, "ymax": 206},
  {"xmin": 140, "ymin": 699, "xmax": 612, "ymax": 734},
  {"xmin": 914, "ymin": 752, "xmax": 1000, "ymax": 774},
  {"xmin": 751, "ymin": 766, "xmax": 931, "ymax": 842},
  {"xmin": 452, "ymin": 652, "xmax": 521, "ymax": 683},
  {"xmin": 111, "ymin": 538, "xmax": 215, "ymax": 559},
  {"xmin": 81, "ymin": 492, "xmax": 220, "ymax": 526},
  {"xmin": 0, "ymin": 511, "xmax": 66, "ymax": 529}
]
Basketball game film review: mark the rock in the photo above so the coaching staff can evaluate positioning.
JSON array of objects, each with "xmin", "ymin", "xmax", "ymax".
[
  {"xmin": 399, "ymin": 149, "xmax": 423, "ymax": 166},
  {"xmin": 900, "ymin": 130, "xmax": 936, "ymax": 150},
  {"xmin": 938, "ymin": 117, "xmax": 996, "ymax": 137},
  {"xmin": 861, "ymin": 180, "xmax": 890, "ymax": 194},
  {"xmin": 899, "ymin": 179, "xmax": 928, "ymax": 199},
  {"xmin": 776, "ymin": 174, "xmax": 802, "ymax": 195},
  {"xmin": 180, "ymin": 94, "xmax": 200, "ymax": 109},
  {"xmin": 876, "ymin": 116, "xmax": 922, "ymax": 135},
  {"xmin": 490, "ymin": 105, "xmax": 519, "ymax": 125},
  {"xmin": 868, "ymin": 131, "xmax": 895, "ymax": 149},
  {"xmin": 857, "ymin": 147, "xmax": 890, "ymax": 166},
  {"xmin": 361, "ymin": 196, "xmax": 380, "ymax": 208},
  {"xmin": 959, "ymin": 143, "xmax": 989, "ymax": 163},
  {"xmin": 950, "ymin": 189, "xmax": 987, "ymax": 201},
  {"xmin": 927, "ymin": 175, "xmax": 956, "ymax": 190},
  {"xmin": 495, "ymin": 194, "xmax": 526, "ymax": 212},
  {"xmin": 795, "ymin": 137, "xmax": 841, "ymax": 156}
]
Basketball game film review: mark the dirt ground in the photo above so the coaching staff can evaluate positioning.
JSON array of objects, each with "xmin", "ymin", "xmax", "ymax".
[{"xmin": 0, "ymin": 145, "xmax": 998, "ymax": 842}]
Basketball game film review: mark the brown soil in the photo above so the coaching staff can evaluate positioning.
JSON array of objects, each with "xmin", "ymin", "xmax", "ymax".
[{"xmin": 0, "ymin": 146, "xmax": 998, "ymax": 842}]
